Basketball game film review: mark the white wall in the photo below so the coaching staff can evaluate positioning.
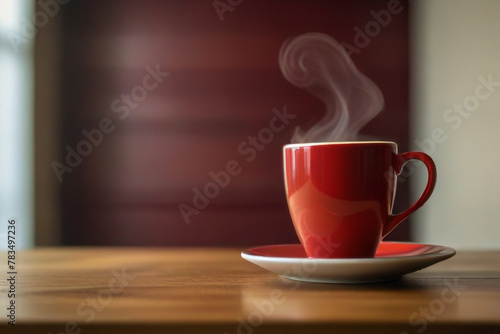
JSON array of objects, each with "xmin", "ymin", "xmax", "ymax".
[{"xmin": 411, "ymin": 0, "xmax": 500, "ymax": 249}]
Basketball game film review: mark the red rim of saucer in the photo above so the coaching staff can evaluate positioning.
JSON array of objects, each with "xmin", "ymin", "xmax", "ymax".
[{"xmin": 244, "ymin": 242, "xmax": 451, "ymax": 259}]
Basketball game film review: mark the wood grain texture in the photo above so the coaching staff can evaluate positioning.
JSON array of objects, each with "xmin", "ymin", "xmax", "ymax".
[{"xmin": 1, "ymin": 248, "xmax": 499, "ymax": 333}]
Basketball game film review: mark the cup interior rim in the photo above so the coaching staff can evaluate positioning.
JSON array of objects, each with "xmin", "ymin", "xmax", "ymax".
[{"xmin": 284, "ymin": 141, "xmax": 396, "ymax": 149}]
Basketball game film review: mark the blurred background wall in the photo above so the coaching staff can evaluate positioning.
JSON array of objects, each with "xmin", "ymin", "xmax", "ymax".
[
  {"xmin": 411, "ymin": 0, "xmax": 500, "ymax": 249},
  {"xmin": 10, "ymin": 0, "xmax": 499, "ymax": 249},
  {"xmin": 47, "ymin": 0, "xmax": 410, "ymax": 247}
]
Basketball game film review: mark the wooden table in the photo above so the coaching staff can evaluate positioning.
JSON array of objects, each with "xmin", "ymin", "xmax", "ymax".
[{"xmin": 2, "ymin": 248, "xmax": 500, "ymax": 333}]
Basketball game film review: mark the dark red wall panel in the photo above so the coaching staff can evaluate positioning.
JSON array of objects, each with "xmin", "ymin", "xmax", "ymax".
[{"xmin": 59, "ymin": 0, "xmax": 410, "ymax": 246}]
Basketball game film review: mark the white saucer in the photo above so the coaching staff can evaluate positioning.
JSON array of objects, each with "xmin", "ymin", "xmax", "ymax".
[{"xmin": 241, "ymin": 242, "xmax": 456, "ymax": 284}]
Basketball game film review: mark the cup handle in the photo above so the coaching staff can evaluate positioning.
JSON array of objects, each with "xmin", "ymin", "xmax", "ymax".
[{"xmin": 382, "ymin": 151, "xmax": 437, "ymax": 238}]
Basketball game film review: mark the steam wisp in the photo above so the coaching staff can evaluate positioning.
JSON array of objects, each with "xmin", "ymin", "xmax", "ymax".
[{"xmin": 279, "ymin": 32, "xmax": 384, "ymax": 143}]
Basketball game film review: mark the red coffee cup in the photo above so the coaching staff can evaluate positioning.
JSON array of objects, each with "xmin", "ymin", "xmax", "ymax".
[{"xmin": 283, "ymin": 141, "xmax": 436, "ymax": 258}]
